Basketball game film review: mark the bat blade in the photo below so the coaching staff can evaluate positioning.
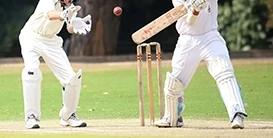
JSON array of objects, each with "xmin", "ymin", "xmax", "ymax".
[{"xmin": 131, "ymin": 4, "xmax": 188, "ymax": 44}]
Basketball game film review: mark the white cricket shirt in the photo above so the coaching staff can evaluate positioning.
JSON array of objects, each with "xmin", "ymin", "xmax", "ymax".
[
  {"xmin": 22, "ymin": 0, "xmax": 64, "ymax": 37},
  {"xmin": 172, "ymin": 0, "xmax": 219, "ymax": 35}
]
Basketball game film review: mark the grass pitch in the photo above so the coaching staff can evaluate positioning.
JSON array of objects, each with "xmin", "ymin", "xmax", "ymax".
[{"xmin": 0, "ymin": 59, "xmax": 273, "ymax": 137}]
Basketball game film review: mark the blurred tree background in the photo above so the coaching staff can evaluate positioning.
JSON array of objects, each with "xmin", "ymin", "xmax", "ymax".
[
  {"xmin": 0, "ymin": 0, "xmax": 272, "ymax": 57},
  {"xmin": 218, "ymin": 0, "xmax": 272, "ymax": 51}
]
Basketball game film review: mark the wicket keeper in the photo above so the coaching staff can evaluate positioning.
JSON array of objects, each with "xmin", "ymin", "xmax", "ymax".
[{"xmin": 19, "ymin": 0, "xmax": 91, "ymax": 129}]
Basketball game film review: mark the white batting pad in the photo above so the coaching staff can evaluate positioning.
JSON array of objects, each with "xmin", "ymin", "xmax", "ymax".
[
  {"xmin": 21, "ymin": 68, "xmax": 42, "ymax": 121},
  {"xmin": 60, "ymin": 69, "xmax": 83, "ymax": 120},
  {"xmin": 164, "ymin": 72, "xmax": 184, "ymax": 126},
  {"xmin": 208, "ymin": 56, "xmax": 247, "ymax": 121}
]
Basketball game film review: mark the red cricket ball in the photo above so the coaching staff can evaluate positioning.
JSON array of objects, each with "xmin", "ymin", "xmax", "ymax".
[{"xmin": 113, "ymin": 6, "xmax": 122, "ymax": 16}]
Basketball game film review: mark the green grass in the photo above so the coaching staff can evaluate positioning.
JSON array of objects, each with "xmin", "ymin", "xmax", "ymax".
[{"xmin": 0, "ymin": 61, "xmax": 272, "ymax": 122}]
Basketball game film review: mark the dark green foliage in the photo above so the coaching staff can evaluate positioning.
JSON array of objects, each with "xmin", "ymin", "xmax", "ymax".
[
  {"xmin": 0, "ymin": 1, "xmax": 37, "ymax": 57},
  {"xmin": 0, "ymin": 0, "xmax": 272, "ymax": 57},
  {"xmin": 261, "ymin": 0, "xmax": 273, "ymax": 28},
  {"xmin": 218, "ymin": 0, "xmax": 270, "ymax": 51}
]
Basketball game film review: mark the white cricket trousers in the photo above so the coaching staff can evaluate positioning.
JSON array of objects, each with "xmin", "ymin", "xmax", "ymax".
[
  {"xmin": 19, "ymin": 28, "xmax": 75, "ymax": 120},
  {"xmin": 170, "ymin": 29, "xmax": 247, "ymax": 120},
  {"xmin": 19, "ymin": 29, "xmax": 75, "ymax": 82},
  {"xmin": 171, "ymin": 29, "xmax": 229, "ymax": 87}
]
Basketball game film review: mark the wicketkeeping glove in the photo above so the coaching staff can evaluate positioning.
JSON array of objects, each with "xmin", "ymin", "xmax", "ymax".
[
  {"xmin": 71, "ymin": 15, "xmax": 92, "ymax": 35},
  {"xmin": 190, "ymin": 0, "xmax": 207, "ymax": 12},
  {"xmin": 60, "ymin": 5, "xmax": 81, "ymax": 24}
]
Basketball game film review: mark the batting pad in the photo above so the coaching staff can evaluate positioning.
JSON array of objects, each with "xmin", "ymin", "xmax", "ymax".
[
  {"xmin": 60, "ymin": 69, "xmax": 82, "ymax": 120},
  {"xmin": 21, "ymin": 68, "xmax": 42, "ymax": 121},
  {"xmin": 208, "ymin": 56, "xmax": 247, "ymax": 121},
  {"xmin": 164, "ymin": 72, "xmax": 184, "ymax": 126}
]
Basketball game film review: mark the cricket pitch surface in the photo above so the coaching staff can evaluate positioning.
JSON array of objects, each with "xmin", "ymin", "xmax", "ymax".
[{"xmin": 0, "ymin": 119, "xmax": 273, "ymax": 137}]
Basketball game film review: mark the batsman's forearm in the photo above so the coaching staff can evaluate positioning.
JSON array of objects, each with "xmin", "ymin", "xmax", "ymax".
[
  {"xmin": 186, "ymin": 9, "xmax": 199, "ymax": 25},
  {"xmin": 45, "ymin": 11, "xmax": 63, "ymax": 20}
]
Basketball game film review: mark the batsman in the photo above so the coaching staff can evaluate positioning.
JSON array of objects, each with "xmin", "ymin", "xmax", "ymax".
[
  {"xmin": 154, "ymin": 0, "xmax": 247, "ymax": 129},
  {"xmin": 19, "ymin": 0, "xmax": 91, "ymax": 129}
]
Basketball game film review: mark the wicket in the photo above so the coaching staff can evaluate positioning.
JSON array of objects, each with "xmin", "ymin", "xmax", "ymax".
[{"xmin": 136, "ymin": 42, "xmax": 164, "ymax": 126}]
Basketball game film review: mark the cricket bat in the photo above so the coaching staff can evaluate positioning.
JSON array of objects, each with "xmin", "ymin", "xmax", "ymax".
[{"xmin": 131, "ymin": 4, "xmax": 191, "ymax": 44}]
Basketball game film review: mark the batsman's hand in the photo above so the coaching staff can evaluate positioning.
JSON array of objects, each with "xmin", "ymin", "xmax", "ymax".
[
  {"xmin": 190, "ymin": 0, "xmax": 207, "ymax": 12},
  {"xmin": 60, "ymin": 5, "xmax": 81, "ymax": 24},
  {"xmin": 71, "ymin": 15, "xmax": 92, "ymax": 35}
]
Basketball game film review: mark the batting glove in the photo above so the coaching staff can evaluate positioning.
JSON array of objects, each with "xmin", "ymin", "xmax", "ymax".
[
  {"xmin": 190, "ymin": 0, "xmax": 207, "ymax": 12},
  {"xmin": 60, "ymin": 5, "xmax": 81, "ymax": 25},
  {"xmin": 71, "ymin": 15, "xmax": 92, "ymax": 35}
]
